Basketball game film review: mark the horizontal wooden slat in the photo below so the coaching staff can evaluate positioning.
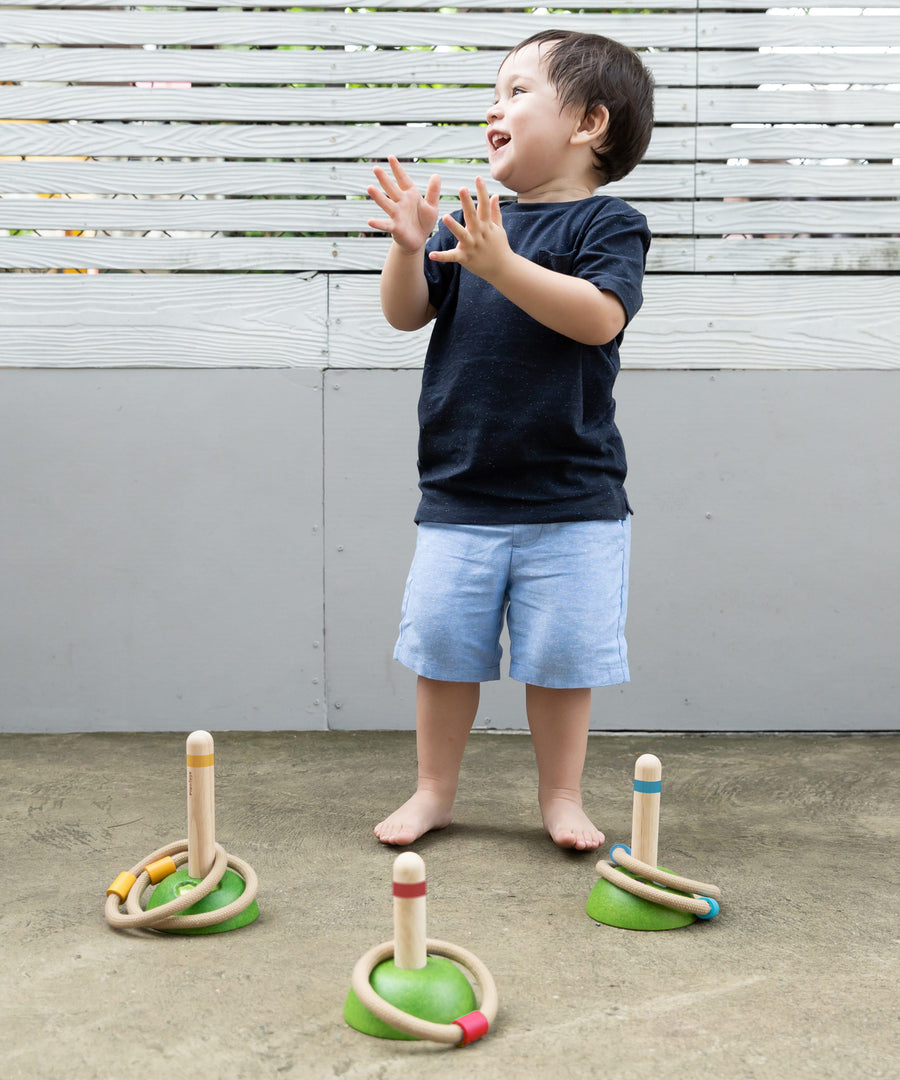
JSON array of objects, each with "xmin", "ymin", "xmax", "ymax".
[
  {"xmin": 698, "ymin": 14, "xmax": 900, "ymax": 50},
  {"xmin": 4, "ymin": 0, "xmax": 883, "ymax": 7},
  {"xmin": 0, "ymin": 273, "xmax": 327, "ymax": 366},
  {"xmin": 697, "ymin": 125, "xmax": 900, "ymax": 162},
  {"xmin": 697, "ymin": 164, "xmax": 898, "ymax": 198},
  {"xmin": 1, "ymin": 12, "xmax": 697, "ymax": 49},
  {"xmin": 0, "ymin": 196, "xmax": 429, "ymax": 233},
  {"xmin": 695, "ymin": 199, "xmax": 900, "ymax": 236},
  {"xmin": 699, "ymin": 51, "xmax": 900, "ymax": 87},
  {"xmin": 0, "ymin": 121, "xmax": 695, "ymax": 163},
  {"xmin": 699, "ymin": 89, "xmax": 900, "ymax": 125},
  {"xmin": 7, "ymin": 44, "xmax": 896, "ymax": 91},
  {"xmin": 9, "ymin": 82, "xmax": 895, "ymax": 128},
  {"xmin": 0, "ymin": 162, "xmax": 695, "ymax": 199},
  {"xmin": 0, "ymin": 85, "xmax": 695, "ymax": 124},
  {"xmin": 0, "ymin": 45, "xmax": 696, "ymax": 87},
  {"xmin": 0, "ymin": 197, "xmax": 695, "ymax": 234},
  {"xmin": 0, "ymin": 235, "xmax": 697, "ymax": 272},
  {"xmin": 329, "ymin": 273, "xmax": 900, "ymax": 371},
  {"xmin": 635, "ymin": 274, "xmax": 899, "ymax": 369},
  {"xmin": 0, "ymin": 0, "xmax": 695, "ymax": 9},
  {"xmin": 695, "ymin": 237, "xmax": 900, "ymax": 272},
  {"xmin": 0, "ymin": 235, "xmax": 365, "ymax": 271},
  {"xmin": 0, "ymin": 0, "xmax": 881, "ymax": 9},
  {"xmin": 11, "ymin": 235, "xmax": 899, "ymax": 274},
  {"xmin": 698, "ymin": 0, "xmax": 900, "ymax": 7}
]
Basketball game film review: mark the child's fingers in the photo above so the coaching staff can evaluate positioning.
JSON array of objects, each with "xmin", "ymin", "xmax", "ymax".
[
  {"xmin": 428, "ymin": 246, "xmax": 464, "ymax": 264},
  {"xmin": 388, "ymin": 155, "xmax": 416, "ymax": 190},
  {"xmin": 424, "ymin": 173, "xmax": 442, "ymax": 209},
  {"xmin": 428, "ymin": 214, "xmax": 465, "ymax": 261},
  {"xmin": 490, "ymin": 193, "xmax": 502, "ymax": 225},
  {"xmin": 441, "ymin": 212, "xmax": 467, "ymax": 242},
  {"xmin": 371, "ymin": 165, "xmax": 402, "ymax": 202},
  {"xmin": 474, "ymin": 177, "xmax": 492, "ymax": 218},
  {"xmin": 367, "ymin": 217, "xmax": 393, "ymax": 234},
  {"xmin": 366, "ymin": 184, "xmax": 397, "ymax": 216},
  {"xmin": 458, "ymin": 187, "xmax": 477, "ymax": 227}
]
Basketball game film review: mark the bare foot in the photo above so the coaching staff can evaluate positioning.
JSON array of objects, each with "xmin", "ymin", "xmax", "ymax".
[
  {"xmin": 374, "ymin": 790, "xmax": 455, "ymax": 846},
  {"xmin": 540, "ymin": 796, "xmax": 605, "ymax": 851}
]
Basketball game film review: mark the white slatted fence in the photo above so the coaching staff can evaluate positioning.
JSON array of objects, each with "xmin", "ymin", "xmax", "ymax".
[{"xmin": 0, "ymin": 0, "xmax": 897, "ymax": 367}]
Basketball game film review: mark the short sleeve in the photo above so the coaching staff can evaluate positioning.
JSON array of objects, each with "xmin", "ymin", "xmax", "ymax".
[{"xmin": 574, "ymin": 203, "xmax": 650, "ymax": 327}]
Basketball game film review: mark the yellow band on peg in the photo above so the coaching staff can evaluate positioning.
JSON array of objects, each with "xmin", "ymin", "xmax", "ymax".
[
  {"xmin": 186, "ymin": 753, "xmax": 214, "ymax": 768},
  {"xmin": 107, "ymin": 872, "xmax": 137, "ymax": 901},
  {"xmin": 146, "ymin": 856, "xmax": 178, "ymax": 884}
]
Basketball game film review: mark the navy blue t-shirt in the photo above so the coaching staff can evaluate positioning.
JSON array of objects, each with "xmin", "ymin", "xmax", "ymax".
[{"xmin": 415, "ymin": 196, "xmax": 650, "ymax": 524}]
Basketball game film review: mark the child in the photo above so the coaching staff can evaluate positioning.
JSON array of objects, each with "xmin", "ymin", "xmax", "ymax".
[{"xmin": 366, "ymin": 30, "xmax": 654, "ymax": 850}]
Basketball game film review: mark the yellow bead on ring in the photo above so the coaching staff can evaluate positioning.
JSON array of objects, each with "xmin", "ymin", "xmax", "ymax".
[
  {"xmin": 106, "ymin": 871, "xmax": 137, "ymax": 902},
  {"xmin": 146, "ymin": 856, "xmax": 178, "ymax": 884}
]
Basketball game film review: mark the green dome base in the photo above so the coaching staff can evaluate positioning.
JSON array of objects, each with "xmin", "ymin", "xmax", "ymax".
[
  {"xmin": 146, "ymin": 867, "xmax": 259, "ymax": 935},
  {"xmin": 344, "ymin": 956, "xmax": 477, "ymax": 1041},
  {"xmin": 587, "ymin": 868, "xmax": 697, "ymax": 931}
]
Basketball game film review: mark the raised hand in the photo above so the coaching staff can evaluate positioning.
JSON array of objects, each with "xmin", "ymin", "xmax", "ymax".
[
  {"xmin": 367, "ymin": 156, "xmax": 442, "ymax": 254},
  {"xmin": 428, "ymin": 176, "xmax": 511, "ymax": 284}
]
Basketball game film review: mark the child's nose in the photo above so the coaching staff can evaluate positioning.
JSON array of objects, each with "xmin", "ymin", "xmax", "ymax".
[{"xmin": 486, "ymin": 100, "xmax": 502, "ymax": 124}]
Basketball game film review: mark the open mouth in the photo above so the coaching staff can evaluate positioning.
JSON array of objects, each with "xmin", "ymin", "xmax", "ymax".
[{"xmin": 488, "ymin": 131, "xmax": 510, "ymax": 152}]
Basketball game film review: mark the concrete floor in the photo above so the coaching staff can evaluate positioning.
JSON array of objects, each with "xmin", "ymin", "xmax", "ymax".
[{"xmin": 3, "ymin": 731, "xmax": 898, "ymax": 1079}]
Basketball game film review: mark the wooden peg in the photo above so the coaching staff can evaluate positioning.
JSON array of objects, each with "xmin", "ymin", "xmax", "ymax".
[
  {"xmin": 392, "ymin": 852, "xmax": 427, "ymax": 971},
  {"xmin": 631, "ymin": 753, "xmax": 661, "ymax": 870},
  {"xmin": 186, "ymin": 730, "xmax": 216, "ymax": 879}
]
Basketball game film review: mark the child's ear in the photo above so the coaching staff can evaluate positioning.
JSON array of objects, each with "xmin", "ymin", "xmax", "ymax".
[{"xmin": 571, "ymin": 105, "xmax": 610, "ymax": 146}]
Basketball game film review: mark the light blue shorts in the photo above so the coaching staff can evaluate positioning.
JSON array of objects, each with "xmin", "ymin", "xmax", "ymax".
[{"xmin": 394, "ymin": 519, "xmax": 630, "ymax": 689}]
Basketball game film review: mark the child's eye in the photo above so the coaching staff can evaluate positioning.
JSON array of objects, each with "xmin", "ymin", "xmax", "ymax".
[{"xmin": 512, "ymin": 87, "xmax": 525, "ymax": 95}]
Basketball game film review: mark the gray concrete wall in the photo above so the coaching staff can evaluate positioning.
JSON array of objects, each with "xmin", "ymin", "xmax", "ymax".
[
  {"xmin": 2, "ymin": 368, "xmax": 897, "ymax": 732},
  {"xmin": 1, "ymin": 369, "xmax": 326, "ymax": 732}
]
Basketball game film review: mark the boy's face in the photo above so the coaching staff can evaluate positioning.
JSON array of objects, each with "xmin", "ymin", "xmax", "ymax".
[{"xmin": 487, "ymin": 42, "xmax": 593, "ymax": 201}]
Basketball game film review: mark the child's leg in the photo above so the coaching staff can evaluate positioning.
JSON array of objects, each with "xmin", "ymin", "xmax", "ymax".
[
  {"xmin": 526, "ymin": 684, "xmax": 604, "ymax": 851},
  {"xmin": 374, "ymin": 676, "xmax": 479, "ymax": 845}
]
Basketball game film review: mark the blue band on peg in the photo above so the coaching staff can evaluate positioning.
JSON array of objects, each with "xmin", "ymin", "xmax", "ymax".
[
  {"xmin": 608, "ymin": 843, "xmax": 631, "ymax": 865},
  {"xmin": 633, "ymin": 779, "xmax": 661, "ymax": 793},
  {"xmin": 697, "ymin": 897, "xmax": 720, "ymax": 919}
]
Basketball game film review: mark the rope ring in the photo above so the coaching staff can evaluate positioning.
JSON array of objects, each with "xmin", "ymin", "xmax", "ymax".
[
  {"xmin": 608, "ymin": 844, "xmax": 722, "ymax": 900},
  {"xmin": 595, "ymin": 845, "xmax": 721, "ymax": 918},
  {"xmin": 350, "ymin": 938, "xmax": 498, "ymax": 1045},
  {"xmin": 105, "ymin": 839, "xmax": 258, "ymax": 931}
]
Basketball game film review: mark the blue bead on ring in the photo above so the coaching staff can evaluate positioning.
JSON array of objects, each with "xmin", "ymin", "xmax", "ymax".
[{"xmin": 696, "ymin": 897, "xmax": 720, "ymax": 920}]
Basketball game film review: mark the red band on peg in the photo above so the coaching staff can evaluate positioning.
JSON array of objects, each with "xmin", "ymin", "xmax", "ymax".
[
  {"xmin": 454, "ymin": 1010, "xmax": 490, "ymax": 1046},
  {"xmin": 392, "ymin": 881, "xmax": 427, "ymax": 898}
]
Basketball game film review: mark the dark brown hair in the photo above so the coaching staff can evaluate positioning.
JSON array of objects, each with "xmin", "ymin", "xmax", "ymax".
[{"xmin": 504, "ymin": 30, "xmax": 655, "ymax": 185}]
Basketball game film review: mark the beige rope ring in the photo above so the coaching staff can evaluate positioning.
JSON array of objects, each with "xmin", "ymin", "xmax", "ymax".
[
  {"xmin": 608, "ymin": 844, "xmax": 722, "ymax": 900},
  {"xmin": 351, "ymin": 938, "xmax": 499, "ymax": 1046},
  {"xmin": 594, "ymin": 843, "xmax": 722, "ymax": 919},
  {"xmin": 105, "ymin": 839, "xmax": 259, "ymax": 931}
]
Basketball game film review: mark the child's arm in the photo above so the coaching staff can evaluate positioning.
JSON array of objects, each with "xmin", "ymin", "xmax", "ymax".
[
  {"xmin": 431, "ymin": 178, "xmax": 627, "ymax": 347},
  {"xmin": 367, "ymin": 156, "xmax": 442, "ymax": 331}
]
